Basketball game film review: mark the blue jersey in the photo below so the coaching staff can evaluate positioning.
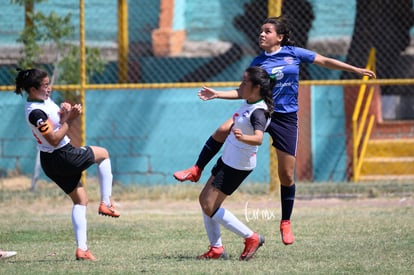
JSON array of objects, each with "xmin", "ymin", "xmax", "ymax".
[{"xmin": 250, "ymin": 46, "xmax": 316, "ymax": 113}]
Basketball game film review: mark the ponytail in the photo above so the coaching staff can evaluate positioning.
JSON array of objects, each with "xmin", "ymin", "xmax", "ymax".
[{"xmin": 15, "ymin": 68, "xmax": 48, "ymax": 95}]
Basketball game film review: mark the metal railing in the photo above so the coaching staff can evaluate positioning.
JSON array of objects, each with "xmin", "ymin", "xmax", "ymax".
[{"xmin": 352, "ymin": 48, "xmax": 376, "ymax": 181}]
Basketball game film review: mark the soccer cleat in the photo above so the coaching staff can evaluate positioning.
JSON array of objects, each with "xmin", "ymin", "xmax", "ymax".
[
  {"xmin": 98, "ymin": 201, "xmax": 120, "ymax": 218},
  {"xmin": 239, "ymin": 232, "xmax": 265, "ymax": 261},
  {"xmin": 280, "ymin": 220, "xmax": 295, "ymax": 245},
  {"xmin": 173, "ymin": 165, "xmax": 202, "ymax": 182},
  {"xmin": 0, "ymin": 250, "xmax": 17, "ymax": 259},
  {"xmin": 75, "ymin": 248, "xmax": 96, "ymax": 261},
  {"xmin": 196, "ymin": 246, "xmax": 228, "ymax": 260}
]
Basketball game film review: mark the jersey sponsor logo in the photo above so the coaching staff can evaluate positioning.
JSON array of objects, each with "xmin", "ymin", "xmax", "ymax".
[
  {"xmin": 271, "ymin": 66, "xmax": 284, "ymax": 80},
  {"xmin": 275, "ymin": 82, "xmax": 293, "ymax": 88}
]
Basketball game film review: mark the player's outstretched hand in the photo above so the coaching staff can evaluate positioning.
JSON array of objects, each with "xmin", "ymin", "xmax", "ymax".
[
  {"xmin": 198, "ymin": 86, "xmax": 218, "ymax": 101},
  {"xmin": 358, "ymin": 68, "xmax": 376, "ymax": 79}
]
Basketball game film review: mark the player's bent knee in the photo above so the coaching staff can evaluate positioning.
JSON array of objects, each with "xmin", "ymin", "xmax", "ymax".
[{"xmin": 279, "ymin": 171, "xmax": 295, "ymax": 186}]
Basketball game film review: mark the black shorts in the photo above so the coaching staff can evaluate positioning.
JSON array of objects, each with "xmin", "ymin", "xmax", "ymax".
[
  {"xmin": 40, "ymin": 144, "xmax": 95, "ymax": 194},
  {"xmin": 211, "ymin": 158, "xmax": 252, "ymax": 196},
  {"xmin": 266, "ymin": 112, "xmax": 298, "ymax": 156}
]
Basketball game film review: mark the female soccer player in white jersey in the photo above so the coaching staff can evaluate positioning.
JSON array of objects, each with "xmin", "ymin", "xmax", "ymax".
[
  {"xmin": 174, "ymin": 16, "xmax": 376, "ymax": 246},
  {"xmin": 15, "ymin": 68, "xmax": 120, "ymax": 261},
  {"xmin": 196, "ymin": 66, "xmax": 273, "ymax": 261}
]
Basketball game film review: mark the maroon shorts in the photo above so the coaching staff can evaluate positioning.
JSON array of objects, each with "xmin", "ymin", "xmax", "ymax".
[{"xmin": 266, "ymin": 112, "xmax": 298, "ymax": 156}]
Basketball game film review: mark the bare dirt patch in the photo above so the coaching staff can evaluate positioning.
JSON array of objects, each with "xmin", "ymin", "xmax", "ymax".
[{"xmin": 1, "ymin": 176, "xmax": 413, "ymax": 215}]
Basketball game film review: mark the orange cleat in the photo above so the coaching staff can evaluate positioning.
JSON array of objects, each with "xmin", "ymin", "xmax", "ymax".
[
  {"xmin": 173, "ymin": 165, "xmax": 202, "ymax": 182},
  {"xmin": 196, "ymin": 246, "xmax": 228, "ymax": 260},
  {"xmin": 239, "ymin": 232, "xmax": 265, "ymax": 261},
  {"xmin": 98, "ymin": 201, "xmax": 120, "ymax": 218},
  {"xmin": 75, "ymin": 248, "xmax": 96, "ymax": 261},
  {"xmin": 280, "ymin": 220, "xmax": 295, "ymax": 245}
]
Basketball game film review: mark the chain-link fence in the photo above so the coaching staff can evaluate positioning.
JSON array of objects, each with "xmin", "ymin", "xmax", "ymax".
[
  {"xmin": 2, "ymin": 1, "xmax": 413, "ymax": 84},
  {"xmin": 0, "ymin": 0, "xmax": 414, "ymax": 185}
]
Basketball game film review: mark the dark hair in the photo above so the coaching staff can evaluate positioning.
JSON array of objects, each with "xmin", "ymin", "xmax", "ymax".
[
  {"xmin": 15, "ymin": 68, "xmax": 48, "ymax": 95},
  {"xmin": 245, "ymin": 66, "xmax": 274, "ymax": 116},
  {"xmin": 263, "ymin": 16, "xmax": 295, "ymax": 46}
]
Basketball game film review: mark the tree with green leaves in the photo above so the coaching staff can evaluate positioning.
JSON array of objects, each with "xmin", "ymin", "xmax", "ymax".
[{"xmin": 12, "ymin": 0, "xmax": 106, "ymax": 102}]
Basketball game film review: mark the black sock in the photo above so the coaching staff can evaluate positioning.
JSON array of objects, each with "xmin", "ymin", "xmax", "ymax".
[
  {"xmin": 281, "ymin": 184, "xmax": 296, "ymax": 221},
  {"xmin": 195, "ymin": 136, "xmax": 223, "ymax": 170}
]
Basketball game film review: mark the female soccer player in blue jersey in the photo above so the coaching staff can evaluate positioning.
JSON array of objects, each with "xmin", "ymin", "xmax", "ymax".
[
  {"xmin": 196, "ymin": 66, "xmax": 273, "ymax": 261},
  {"xmin": 15, "ymin": 68, "xmax": 120, "ymax": 261},
  {"xmin": 174, "ymin": 16, "xmax": 376, "ymax": 246}
]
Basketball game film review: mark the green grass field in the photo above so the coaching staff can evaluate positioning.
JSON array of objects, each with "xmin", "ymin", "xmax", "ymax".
[{"xmin": 1, "ymin": 177, "xmax": 413, "ymax": 274}]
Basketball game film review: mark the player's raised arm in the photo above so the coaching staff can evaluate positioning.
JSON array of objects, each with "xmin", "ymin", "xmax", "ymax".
[{"xmin": 198, "ymin": 86, "xmax": 241, "ymax": 101}]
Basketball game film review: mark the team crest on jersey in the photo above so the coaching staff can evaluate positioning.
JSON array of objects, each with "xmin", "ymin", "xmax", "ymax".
[
  {"xmin": 284, "ymin": 56, "xmax": 294, "ymax": 64},
  {"xmin": 242, "ymin": 110, "xmax": 250, "ymax": 117},
  {"xmin": 271, "ymin": 66, "xmax": 284, "ymax": 80}
]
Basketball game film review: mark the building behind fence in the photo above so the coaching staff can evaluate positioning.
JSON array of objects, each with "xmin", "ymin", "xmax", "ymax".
[{"xmin": 0, "ymin": 0, "xmax": 414, "ymax": 185}]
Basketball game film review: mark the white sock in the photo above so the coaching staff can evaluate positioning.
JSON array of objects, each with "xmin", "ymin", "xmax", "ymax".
[
  {"xmin": 72, "ymin": 204, "xmax": 87, "ymax": 251},
  {"xmin": 98, "ymin": 158, "xmax": 113, "ymax": 205},
  {"xmin": 202, "ymin": 212, "xmax": 222, "ymax": 247},
  {"xmin": 212, "ymin": 207, "xmax": 253, "ymax": 238}
]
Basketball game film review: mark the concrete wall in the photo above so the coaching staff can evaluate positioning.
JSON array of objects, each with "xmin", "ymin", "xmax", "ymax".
[{"xmin": 0, "ymin": 89, "xmax": 271, "ymax": 185}]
